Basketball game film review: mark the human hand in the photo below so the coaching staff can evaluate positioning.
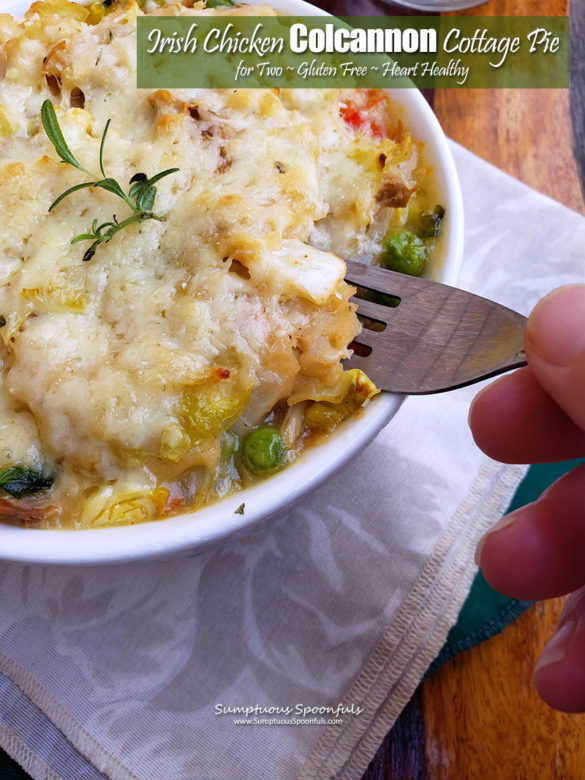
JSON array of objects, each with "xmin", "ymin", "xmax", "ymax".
[{"xmin": 469, "ymin": 285, "xmax": 585, "ymax": 713}]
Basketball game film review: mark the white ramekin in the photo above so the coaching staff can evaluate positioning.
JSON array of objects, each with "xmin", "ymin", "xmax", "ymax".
[{"xmin": 0, "ymin": 0, "xmax": 463, "ymax": 563}]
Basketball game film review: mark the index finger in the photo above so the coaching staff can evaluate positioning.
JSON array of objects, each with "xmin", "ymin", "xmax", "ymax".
[{"xmin": 469, "ymin": 367, "xmax": 585, "ymax": 464}]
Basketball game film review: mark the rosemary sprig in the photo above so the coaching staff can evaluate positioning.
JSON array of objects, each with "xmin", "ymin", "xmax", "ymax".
[{"xmin": 41, "ymin": 99, "xmax": 179, "ymax": 261}]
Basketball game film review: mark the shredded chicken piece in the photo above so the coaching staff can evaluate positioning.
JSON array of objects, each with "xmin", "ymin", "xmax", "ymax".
[
  {"xmin": 281, "ymin": 402, "xmax": 307, "ymax": 448},
  {"xmin": 376, "ymin": 172, "xmax": 415, "ymax": 208},
  {"xmin": 0, "ymin": 497, "xmax": 61, "ymax": 526}
]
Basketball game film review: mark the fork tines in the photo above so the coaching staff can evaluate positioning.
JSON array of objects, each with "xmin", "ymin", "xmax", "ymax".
[{"xmin": 343, "ymin": 260, "xmax": 528, "ymax": 394}]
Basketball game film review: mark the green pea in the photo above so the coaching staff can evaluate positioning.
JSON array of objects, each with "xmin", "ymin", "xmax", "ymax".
[
  {"xmin": 243, "ymin": 427, "xmax": 286, "ymax": 475},
  {"xmin": 381, "ymin": 231, "xmax": 427, "ymax": 276}
]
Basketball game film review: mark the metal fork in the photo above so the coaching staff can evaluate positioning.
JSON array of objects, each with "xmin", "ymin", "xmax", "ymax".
[{"xmin": 344, "ymin": 260, "xmax": 527, "ymax": 394}]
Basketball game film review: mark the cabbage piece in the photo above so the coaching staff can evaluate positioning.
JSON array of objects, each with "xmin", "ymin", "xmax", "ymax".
[
  {"xmin": 159, "ymin": 373, "xmax": 252, "ymax": 462},
  {"xmin": 159, "ymin": 422, "xmax": 191, "ymax": 462},
  {"xmin": 289, "ymin": 368, "xmax": 379, "ymax": 406},
  {"xmin": 0, "ymin": 465, "xmax": 53, "ymax": 498},
  {"xmin": 27, "ymin": 0, "xmax": 104, "ymax": 23},
  {"xmin": 79, "ymin": 484, "xmax": 169, "ymax": 528},
  {"xmin": 303, "ymin": 369, "xmax": 379, "ymax": 432},
  {"xmin": 22, "ymin": 282, "xmax": 89, "ymax": 313},
  {"xmin": 181, "ymin": 378, "xmax": 251, "ymax": 446},
  {"xmin": 0, "ymin": 106, "xmax": 22, "ymax": 138}
]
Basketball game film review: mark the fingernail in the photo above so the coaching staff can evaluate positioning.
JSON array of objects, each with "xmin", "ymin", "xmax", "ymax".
[
  {"xmin": 534, "ymin": 620, "xmax": 576, "ymax": 672},
  {"xmin": 474, "ymin": 512, "xmax": 518, "ymax": 565},
  {"xmin": 526, "ymin": 285, "xmax": 585, "ymax": 367}
]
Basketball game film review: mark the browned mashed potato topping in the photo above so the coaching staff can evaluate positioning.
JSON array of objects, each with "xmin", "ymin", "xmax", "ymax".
[{"xmin": 0, "ymin": 0, "xmax": 440, "ymax": 528}]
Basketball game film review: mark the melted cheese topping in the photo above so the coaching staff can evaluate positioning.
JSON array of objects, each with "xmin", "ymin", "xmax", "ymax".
[{"xmin": 0, "ymin": 0, "xmax": 431, "ymax": 528}]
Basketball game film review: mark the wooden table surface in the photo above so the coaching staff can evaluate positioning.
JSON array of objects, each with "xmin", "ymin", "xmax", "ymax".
[
  {"xmin": 0, "ymin": 3, "xmax": 580, "ymax": 780},
  {"xmin": 350, "ymin": 0, "xmax": 585, "ymax": 776},
  {"xmin": 425, "ymin": 4, "xmax": 585, "ymax": 775}
]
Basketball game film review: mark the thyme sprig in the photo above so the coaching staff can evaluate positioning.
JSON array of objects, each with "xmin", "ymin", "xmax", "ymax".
[{"xmin": 41, "ymin": 99, "xmax": 179, "ymax": 261}]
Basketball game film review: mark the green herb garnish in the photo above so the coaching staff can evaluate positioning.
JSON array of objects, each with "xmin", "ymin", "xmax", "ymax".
[
  {"xmin": 41, "ymin": 99, "xmax": 179, "ymax": 261},
  {"xmin": 0, "ymin": 316, "xmax": 6, "ymax": 328},
  {"xmin": 0, "ymin": 466, "xmax": 53, "ymax": 498},
  {"xmin": 417, "ymin": 205, "xmax": 445, "ymax": 238},
  {"xmin": 206, "ymin": 0, "xmax": 236, "ymax": 7}
]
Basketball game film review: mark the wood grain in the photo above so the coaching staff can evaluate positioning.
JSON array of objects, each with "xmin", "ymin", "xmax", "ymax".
[
  {"xmin": 424, "ymin": 0, "xmax": 585, "ymax": 778},
  {"xmin": 435, "ymin": 0, "xmax": 584, "ymax": 214},
  {"xmin": 363, "ymin": 686, "xmax": 430, "ymax": 779},
  {"xmin": 423, "ymin": 600, "xmax": 585, "ymax": 779},
  {"xmin": 433, "ymin": 88, "xmax": 584, "ymax": 214},
  {"xmin": 363, "ymin": 0, "xmax": 585, "ymax": 777}
]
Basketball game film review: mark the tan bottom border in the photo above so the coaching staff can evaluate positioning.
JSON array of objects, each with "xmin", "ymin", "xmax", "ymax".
[
  {"xmin": 299, "ymin": 458, "xmax": 527, "ymax": 780},
  {"xmin": 0, "ymin": 723, "xmax": 61, "ymax": 780},
  {"xmin": 0, "ymin": 652, "xmax": 138, "ymax": 780}
]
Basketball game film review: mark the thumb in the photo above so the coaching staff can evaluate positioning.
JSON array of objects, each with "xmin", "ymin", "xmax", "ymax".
[{"xmin": 525, "ymin": 285, "xmax": 585, "ymax": 433}]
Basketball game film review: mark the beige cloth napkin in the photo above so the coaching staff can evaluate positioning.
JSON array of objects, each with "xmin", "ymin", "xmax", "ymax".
[{"xmin": 0, "ymin": 142, "xmax": 582, "ymax": 780}]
